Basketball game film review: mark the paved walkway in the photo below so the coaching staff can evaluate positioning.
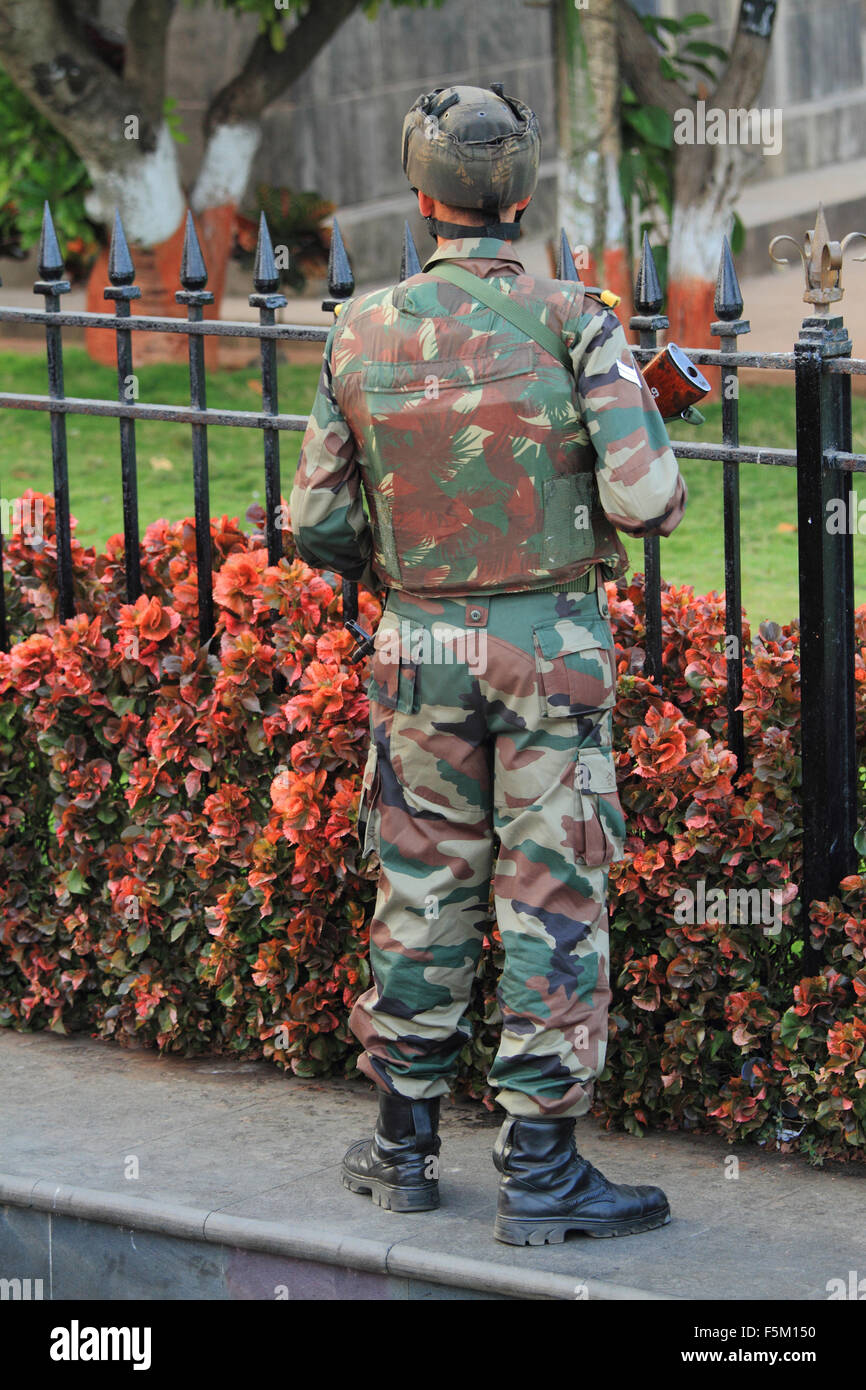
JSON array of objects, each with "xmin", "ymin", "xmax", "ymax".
[{"xmin": 1, "ymin": 1030, "xmax": 863, "ymax": 1300}]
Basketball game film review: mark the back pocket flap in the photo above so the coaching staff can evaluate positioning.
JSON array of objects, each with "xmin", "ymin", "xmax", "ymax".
[{"xmin": 533, "ymin": 618, "xmax": 616, "ymax": 717}]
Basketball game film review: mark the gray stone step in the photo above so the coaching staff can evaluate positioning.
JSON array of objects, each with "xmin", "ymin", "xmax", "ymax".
[{"xmin": 1, "ymin": 1031, "xmax": 863, "ymax": 1301}]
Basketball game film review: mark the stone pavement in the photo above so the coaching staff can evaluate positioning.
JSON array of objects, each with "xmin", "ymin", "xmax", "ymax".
[{"xmin": 0, "ymin": 1030, "xmax": 863, "ymax": 1301}]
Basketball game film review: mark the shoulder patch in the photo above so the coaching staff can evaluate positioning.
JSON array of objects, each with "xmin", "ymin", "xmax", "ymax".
[{"xmin": 616, "ymin": 359, "xmax": 641, "ymax": 386}]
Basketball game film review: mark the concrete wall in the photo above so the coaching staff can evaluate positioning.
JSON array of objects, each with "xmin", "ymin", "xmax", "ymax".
[
  {"xmin": 145, "ymin": 0, "xmax": 558, "ymax": 287},
  {"xmin": 49, "ymin": 0, "xmax": 866, "ymax": 290}
]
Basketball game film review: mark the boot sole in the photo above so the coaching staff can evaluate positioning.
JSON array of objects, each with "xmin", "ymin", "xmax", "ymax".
[
  {"xmin": 341, "ymin": 1167, "xmax": 440, "ymax": 1213},
  {"xmin": 494, "ymin": 1205, "xmax": 671, "ymax": 1245}
]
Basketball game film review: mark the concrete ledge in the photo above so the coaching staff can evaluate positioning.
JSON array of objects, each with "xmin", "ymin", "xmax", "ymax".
[{"xmin": 0, "ymin": 1171, "xmax": 673, "ymax": 1302}]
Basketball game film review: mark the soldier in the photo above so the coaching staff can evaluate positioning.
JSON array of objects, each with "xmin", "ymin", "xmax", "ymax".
[{"xmin": 290, "ymin": 83, "xmax": 686, "ymax": 1245}]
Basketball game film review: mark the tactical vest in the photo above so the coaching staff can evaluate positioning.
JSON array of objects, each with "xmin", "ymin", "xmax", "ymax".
[{"xmin": 331, "ymin": 270, "xmax": 628, "ymax": 597}]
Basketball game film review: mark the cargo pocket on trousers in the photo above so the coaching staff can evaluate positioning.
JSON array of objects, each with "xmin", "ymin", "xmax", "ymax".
[
  {"xmin": 357, "ymin": 741, "xmax": 382, "ymax": 861},
  {"xmin": 573, "ymin": 746, "xmax": 626, "ymax": 867},
  {"xmin": 366, "ymin": 623, "xmax": 420, "ymax": 715},
  {"xmin": 532, "ymin": 618, "xmax": 617, "ymax": 718}
]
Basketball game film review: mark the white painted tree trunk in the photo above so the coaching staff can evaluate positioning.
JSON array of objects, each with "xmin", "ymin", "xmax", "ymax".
[
  {"xmin": 553, "ymin": 0, "xmax": 628, "ymax": 293},
  {"xmin": 666, "ymin": 142, "xmax": 753, "ymax": 345},
  {"xmin": 190, "ymin": 123, "xmax": 263, "ymax": 214},
  {"xmin": 82, "ymin": 123, "xmax": 186, "ymax": 248},
  {"xmin": 668, "ymin": 196, "xmax": 729, "ymax": 288}
]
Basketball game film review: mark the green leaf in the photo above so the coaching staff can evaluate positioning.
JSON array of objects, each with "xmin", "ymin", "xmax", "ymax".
[
  {"xmin": 676, "ymin": 57, "xmax": 723, "ymax": 82},
  {"xmin": 854, "ymin": 826, "xmax": 866, "ymax": 857},
  {"xmin": 623, "ymin": 104, "xmax": 673, "ymax": 150},
  {"xmin": 682, "ymin": 39, "xmax": 729, "ymax": 60},
  {"xmin": 779, "ymin": 1009, "xmax": 812, "ymax": 1047},
  {"xmin": 66, "ymin": 867, "xmax": 88, "ymax": 894}
]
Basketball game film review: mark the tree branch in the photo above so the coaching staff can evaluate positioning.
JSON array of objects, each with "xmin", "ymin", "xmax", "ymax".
[
  {"xmin": 614, "ymin": 0, "xmax": 688, "ymax": 119},
  {"xmin": 0, "ymin": 0, "xmax": 161, "ymax": 160},
  {"xmin": 124, "ymin": 0, "xmax": 178, "ymax": 124},
  {"xmin": 204, "ymin": 0, "xmax": 362, "ymax": 135},
  {"xmin": 712, "ymin": 0, "xmax": 778, "ymax": 110}
]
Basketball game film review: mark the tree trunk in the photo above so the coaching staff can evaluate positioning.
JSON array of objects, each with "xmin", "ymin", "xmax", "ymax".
[
  {"xmin": 615, "ymin": 0, "xmax": 778, "ymax": 354},
  {"xmin": 666, "ymin": 141, "xmax": 753, "ymax": 352},
  {"xmin": 82, "ymin": 121, "xmax": 194, "ymax": 365},
  {"xmin": 0, "ymin": 0, "xmax": 363, "ymax": 364},
  {"xmin": 552, "ymin": 0, "xmax": 633, "ymax": 322}
]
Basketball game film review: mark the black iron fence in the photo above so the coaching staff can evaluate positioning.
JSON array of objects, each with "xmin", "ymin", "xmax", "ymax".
[{"xmin": 0, "ymin": 201, "xmax": 863, "ymax": 942}]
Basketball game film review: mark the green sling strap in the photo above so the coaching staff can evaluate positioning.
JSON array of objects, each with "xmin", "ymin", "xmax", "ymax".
[{"xmin": 428, "ymin": 260, "xmax": 575, "ymax": 375}]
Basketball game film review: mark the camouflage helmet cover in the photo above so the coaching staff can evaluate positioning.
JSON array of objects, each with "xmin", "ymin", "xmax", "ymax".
[{"xmin": 401, "ymin": 83, "xmax": 540, "ymax": 215}]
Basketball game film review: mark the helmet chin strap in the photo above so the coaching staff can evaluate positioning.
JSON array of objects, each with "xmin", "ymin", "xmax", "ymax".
[{"xmin": 424, "ymin": 205, "xmax": 526, "ymax": 242}]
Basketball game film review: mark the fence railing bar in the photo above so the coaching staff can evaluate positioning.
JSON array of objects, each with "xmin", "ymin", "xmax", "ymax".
[
  {"xmin": 0, "ymin": 270, "xmax": 7, "ymax": 653},
  {"xmin": 177, "ymin": 211, "xmax": 215, "ymax": 648},
  {"xmin": 0, "ymin": 299, "xmax": 7, "ymax": 660},
  {"xmin": 669, "ymin": 442, "xmax": 796, "ymax": 465},
  {"xmin": 668, "ymin": 442, "xmax": 866, "ymax": 471},
  {"xmin": 712, "ymin": 236, "xmax": 748, "ymax": 780},
  {"xmin": 824, "ymin": 358, "xmax": 866, "ymax": 374},
  {"xmin": 0, "ymin": 307, "xmax": 329, "ymax": 343},
  {"xmin": 105, "ymin": 210, "xmax": 142, "ymax": 605},
  {"xmin": 631, "ymin": 232, "xmax": 668, "ymax": 685},
  {"xmin": 0, "ymin": 394, "xmax": 309, "ymax": 430},
  {"xmin": 630, "ymin": 346, "xmax": 798, "ymax": 369},
  {"xmin": 795, "ymin": 312, "xmax": 858, "ymax": 964},
  {"xmin": 35, "ymin": 202, "xmax": 75, "ymax": 622},
  {"xmin": 825, "ymin": 450, "xmax": 866, "ymax": 470},
  {"xmin": 250, "ymin": 213, "xmax": 288, "ymax": 570}
]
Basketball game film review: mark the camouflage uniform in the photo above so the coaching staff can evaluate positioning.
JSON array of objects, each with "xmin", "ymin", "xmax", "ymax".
[{"xmin": 291, "ymin": 235, "xmax": 686, "ymax": 1120}]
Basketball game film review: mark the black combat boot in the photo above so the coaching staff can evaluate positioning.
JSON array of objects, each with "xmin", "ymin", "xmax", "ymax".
[
  {"xmin": 493, "ymin": 1115, "xmax": 670, "ymax": 1245},
  {"xmin": 342, "ymin": 1094, "xmax": 441, "ymax": 1212}
]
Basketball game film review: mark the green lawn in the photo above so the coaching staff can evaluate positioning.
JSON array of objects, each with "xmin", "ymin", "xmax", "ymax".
[
  {"xmin": 1, "ymin": 348, "xmax": 864, "ymax": 625},
  {"xmin": 0, "ymin": 348, "xmax": 322, "ymax": 557}
]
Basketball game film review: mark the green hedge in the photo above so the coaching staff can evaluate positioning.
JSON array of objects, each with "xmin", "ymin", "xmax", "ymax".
[{"xmin": 1, "ymin": 490, "xmax": 865, "ymax": 1165}]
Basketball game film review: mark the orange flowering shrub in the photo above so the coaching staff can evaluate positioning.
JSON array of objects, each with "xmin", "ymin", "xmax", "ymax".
[{"xmin": 1, "ymin": 493, "xmax": 866, "ymax": 1162}]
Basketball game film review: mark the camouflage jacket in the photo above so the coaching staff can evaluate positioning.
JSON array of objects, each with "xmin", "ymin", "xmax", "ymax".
[{"xmin": 291, "ymin": 236, "xmax": 686, "ymax": 596}]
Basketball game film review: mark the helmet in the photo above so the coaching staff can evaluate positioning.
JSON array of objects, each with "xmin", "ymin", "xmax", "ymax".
[{"xmin": 401, "ymin": 82, "xmax": 540, "ymax": 240}]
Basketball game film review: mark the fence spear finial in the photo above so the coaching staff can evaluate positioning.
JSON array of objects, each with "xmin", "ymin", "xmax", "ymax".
[
  {"xmin": 400, "ymin": 220, "xmax": 422, "ymax": 281},
  {"xmin": 634, "ymin": 231, "xmax": 663, "ymax": 315},
  {"xmin": 38, "ymin": 202, "xmax": 65, "ymax": 282},
  {"xmin": 556, "ymin": 229, "xmax": 580, "ymax": 283},
  {"xmin": 253, "ymin": 211, "xmax": 280, "ymax": 294},
  {"xmin": 179, "ymin": 209, "xmax": 208, "ymax": 291},
  {"xmin": 714, "ymin": 236, "xmax": 743, "ymax": 321},
  {"xmin": 770, "ymin": 202, "xmax": 866, "ymax": 314},
  {"xmin": 327, "ymin": 219, "xmax": 354, "ymax": 300},
  {"xmin": 108, "ymin": 209, "xmax": 136, "ymax": 286}
]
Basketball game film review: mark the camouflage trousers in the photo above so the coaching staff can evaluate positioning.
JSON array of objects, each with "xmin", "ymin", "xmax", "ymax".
[{"xmin": 349, "ymin": 573, "xmax": 626, "ymax": 1119}]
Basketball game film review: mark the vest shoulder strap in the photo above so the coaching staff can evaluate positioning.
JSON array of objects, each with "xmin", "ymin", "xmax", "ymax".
[{"xmin": 428, "ymin": 261, "xmax": 575, "ymax": 377}]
